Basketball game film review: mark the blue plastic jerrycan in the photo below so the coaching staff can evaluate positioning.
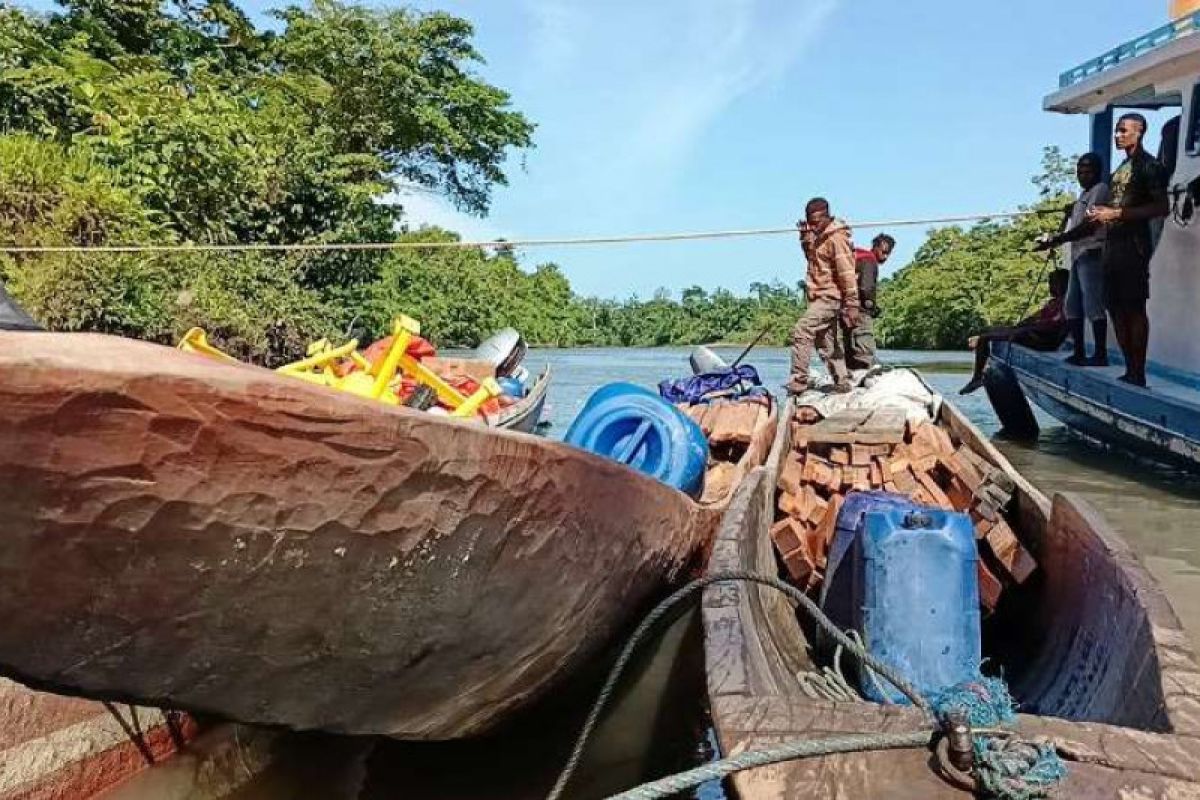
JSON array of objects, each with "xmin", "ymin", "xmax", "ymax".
[
  {"xmin": 858, "ymin": 508, "xmax": 982, "ymax": 704},
  {"xmin": 564, "ymin": 383, "xmax": 708, "ymax": 498},
  {"xmin": 817, "ymin": 491, "xmax": 920, "ymax": 657}
]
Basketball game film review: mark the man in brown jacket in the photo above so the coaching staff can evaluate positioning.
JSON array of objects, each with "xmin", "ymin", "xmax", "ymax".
[{"xmin": 785, "ymin": 197, "xmax": 861, "ymax": 395}]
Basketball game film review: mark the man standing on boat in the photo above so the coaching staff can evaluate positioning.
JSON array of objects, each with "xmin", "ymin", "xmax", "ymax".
[
  {"xmin": 786, "ymin": 198, "xmax": 860, "ymax": 396},
  {"xmin": 840, "ymin": 233, "xmax": 894, "ymax": 370},
  {"xmin": 1083, "ymin": 113, "xmax": 1169, "ymax": 387},
  {"xmin": 1036, "ymin": 153, "xmax": 1110, "ymax": 366}
]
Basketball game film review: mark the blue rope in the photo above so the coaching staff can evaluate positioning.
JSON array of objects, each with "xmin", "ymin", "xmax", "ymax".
[
  {"xmin": 974, "ymin": 737, "xmax": 1068, "ymax": 800},
  {"xmin": 929, "ymin": 678, "xmax": 1067, "ymax": 800},
  {"xmin": 929, "ymin": 677, "xmax": 1018, "ymax": 728},
  {"xmin": 550, "ymin": 572, "xmax": 1068, "ymax": 800}
]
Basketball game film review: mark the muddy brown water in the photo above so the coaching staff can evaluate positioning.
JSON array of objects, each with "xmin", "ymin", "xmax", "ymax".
[{"xmin": 109, "ymin": 348, "xmax": 1200, "ymax": 799}]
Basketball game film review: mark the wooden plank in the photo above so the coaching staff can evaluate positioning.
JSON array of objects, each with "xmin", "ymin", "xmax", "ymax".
[
  {"xmin": 972, "ymin": 515, "xmax": 996, "ymax": 540},
  {"xmin": 854, "ymin": 408, "xmax": 909, "ymax": 445},
  {"xmin": 828, "ymin": 466, "xmax": 845, "ymax": 492},
  {"xmin": 869, "ymin": 459, "xmax": 884, "ymax": 487},
  {"xmin": 711, "ymin": 402, "xmax": 759, "ymax": 446},
  {"xmin": 893, "ymin": 467, "xmax": 919, "ymax": 494},
  {"xmin": 803, "ymin": 409, "xmax": 875, "ymax": 445},
  {"xmin": 770, "ymin": 518, "xmax": 804, "ymax": 555},
  {"xmin": 948, "ymin": 448, "xmax": 985, "ymax": 492},
  {"xmin": 701, "ymin": 461, "xmax": 738, "ymax": 503},
  {"xmin": 915, "ymin": 471, "xmax": 953, "ymax": 509},
  {"xmin": 791, "ymin": 421, "xmax": 810, "ymax": 449},
  {"xmin": 830, "ymin": 447, "xmax": 851, "ymax": 466},
  {"xmin": 778, "ymin": 491, "xmax": 805, "ymax": 519},
  {"xmin": 799, "ymin": 485, "xmax": 824, "ymax": 523},
  {"xmin": 708, "ymin": 404, "xmax": 736, "ymax": 444},
  {"xmin": 850, "ymin": 444, "xmax": 871, "ymax": 466},
  {"xmin": 779, "ymin": 452, "xmax": 804, "ymax": 497},
  {"xmin": 850, "ymin": 466, "xmax": 871, "ymax": 492},
  {"xmin": 944, "ymin": 475, "xmax": 974, "ymax": 512},
  {"xmin": 813, "ymin": 494, "xmax": 844, "ymax": 549},
  {"xmin": 782, "ymin": 545, "xmax": 816, "ymax": 584},
  {"xmin": 978, "ymin": 561, "xmax": 1003, "ymax": 612},
  {"xmin": 985, "ymin": 521, "xmax": 1037, "ymax": 584}
]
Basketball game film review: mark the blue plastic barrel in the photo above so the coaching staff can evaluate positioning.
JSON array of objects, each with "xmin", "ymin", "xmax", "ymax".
[
  {"xmin": 497, "ymin": 376, "xmax": 526, "ymax": 398},
  {"xmin": 564, "ymin": 383, "xmax": 708, "ymax": 498},
  {"xmin": 858, "ymin": 508, "xmax": 981, "ymax": 704}
]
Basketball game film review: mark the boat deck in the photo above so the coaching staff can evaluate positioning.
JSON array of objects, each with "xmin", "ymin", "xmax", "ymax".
[{"xmin": 990, "ymin": 341, "xmax": 1200, "ymax": 465}]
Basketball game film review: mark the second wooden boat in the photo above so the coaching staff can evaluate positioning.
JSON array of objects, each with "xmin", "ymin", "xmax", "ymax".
[
  {"xmin": 0, "ymin": 331, "xmax": 772, "ymax": 741},
  {"xmin": 704, "ymin": 386, "xmax": 1200, "ymax": 798}
]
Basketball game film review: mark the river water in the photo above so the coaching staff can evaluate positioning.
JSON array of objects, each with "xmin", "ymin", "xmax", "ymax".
[{"xmin": 114, "ymin": 347, "xmax": 1200, "ymax": 799}]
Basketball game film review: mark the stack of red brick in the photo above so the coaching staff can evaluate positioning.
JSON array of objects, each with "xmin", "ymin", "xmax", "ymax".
[{"xmin": 771, "ymin": 409, "xmax": 1037, "ymax": 612}]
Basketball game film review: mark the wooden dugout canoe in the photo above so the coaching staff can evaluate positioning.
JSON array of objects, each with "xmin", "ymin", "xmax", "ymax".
[
  {"xmin": 704, "ymin": 394, "xmax": 1200, "ymax": 798},
  {"xmin": 489, "ymin": 365, "xmax": 550, "ymax": 433},
  {"xmin": 0, "ymin": 331, "xmax": 773, "ymax": 741}
]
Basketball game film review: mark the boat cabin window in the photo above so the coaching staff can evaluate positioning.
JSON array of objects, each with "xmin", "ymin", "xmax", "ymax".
[
  {"xmin": 1161, "ymin": 114, "xmax": 1181, "ymax": 177},
  {"xmin": 1188, "ymin": 82, "xmax": 1200, "ymax": 156}
]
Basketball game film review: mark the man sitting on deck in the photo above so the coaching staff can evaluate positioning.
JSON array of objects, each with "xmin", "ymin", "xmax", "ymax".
[
  {"xmin": 959, "ymin": 269, "xmax": 1070, "ymax": 395},
  {"xmin": 1035, "ymin": 153, "xmax": 1110, "ymax": 366},
  {"xmin": 785, "ymin": 198, "xmax": 861, "ymax": 396},
  {"xmin": 1084, "ymin": 113, "xmax": 1170, "ymax": 388}
]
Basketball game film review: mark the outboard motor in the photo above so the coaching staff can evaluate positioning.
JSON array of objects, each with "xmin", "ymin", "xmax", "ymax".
[
  {"xmin": 474, "ymin": 328, "xmax": 526, "ymax": 377},
  {"xmin": 0, "ymin": 281, "xmax": 41, "ymax": 331},
  {"xmin": 689, "ymin": 345, "xmax": 727, "ymax": 376}
]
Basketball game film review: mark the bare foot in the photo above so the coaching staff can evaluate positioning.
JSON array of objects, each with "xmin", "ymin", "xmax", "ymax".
[{"xmin": 959, "ymin": 377, "xmax": 985, "ymax": 395}]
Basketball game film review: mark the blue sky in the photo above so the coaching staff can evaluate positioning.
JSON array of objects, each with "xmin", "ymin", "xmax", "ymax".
[{"xmin": 21, "ymin": 0, "xmax": 1177, "ymax": 298}]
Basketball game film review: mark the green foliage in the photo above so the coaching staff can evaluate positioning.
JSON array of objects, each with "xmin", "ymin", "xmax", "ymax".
[
  {"xmin": 1032, "ymin": 145, "xmax": 1079, "ymax": 200},
  {"xmin": 876, "ymin": 203, "xmax": 1069, "ymax": 350},
  {"xmin": 274, "ymin": 1, "xmax": 534, "ymax": 215},
  {"xmin": 0, "ymin": 2, "xmax": 1081, "ymax": 358}
]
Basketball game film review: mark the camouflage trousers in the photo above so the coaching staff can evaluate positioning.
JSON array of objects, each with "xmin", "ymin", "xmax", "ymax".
[
  {"xmin": 836, "ymin": 312, "xmax": 877, "ymax": 371},
  {"xmin": 787, "ymin": 297, "xmax": 849, "ymax": 391}
]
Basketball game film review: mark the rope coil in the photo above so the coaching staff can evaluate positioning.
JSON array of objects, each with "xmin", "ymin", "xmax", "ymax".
[{"xmin": 546, "ymin": 570, "xmax": 1068, "ymax": 800}]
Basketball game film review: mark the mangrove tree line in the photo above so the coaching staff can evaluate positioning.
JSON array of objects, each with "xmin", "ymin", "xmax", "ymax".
[{"xmin": 0, "ymin": 1, "xmax": 1071, "ymax": 359}]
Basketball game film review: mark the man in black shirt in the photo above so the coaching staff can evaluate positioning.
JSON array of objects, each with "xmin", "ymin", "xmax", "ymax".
[{"xmin": 1084, "ymin": 113, "xmax": 1169, "ymax": 387}]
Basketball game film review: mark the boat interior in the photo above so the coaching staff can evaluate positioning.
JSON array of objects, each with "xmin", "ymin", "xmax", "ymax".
[{"xmin": 745, "ymin": 399, "xmax": 1200, "ymax": 736}]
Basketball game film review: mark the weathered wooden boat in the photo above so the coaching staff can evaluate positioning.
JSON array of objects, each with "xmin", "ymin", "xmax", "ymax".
[
  {"xmin": 704, "ymin": 393, "xmax": 1200, "ymax": 797},
  {"xmin": 0, "ymin": 331, "xmax": 773, "ymax": 740},
  {"xmin": 0, "ymin": 679, "xmax": 284, "ymax": 800},
  {"xmin": 489, "ymin": 365, "xmax": 551, "ymax": 433}
]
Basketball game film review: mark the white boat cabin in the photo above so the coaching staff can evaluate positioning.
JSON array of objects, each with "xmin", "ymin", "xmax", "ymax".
[{"xmin": 1045, "ymin": 4, "xmax": 1200, "ymax": 384}]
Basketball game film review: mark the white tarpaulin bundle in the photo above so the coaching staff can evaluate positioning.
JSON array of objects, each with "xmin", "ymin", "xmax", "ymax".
[{"xmin": 796, "ymin": 367, "xmax": 942, "ymax": 426}]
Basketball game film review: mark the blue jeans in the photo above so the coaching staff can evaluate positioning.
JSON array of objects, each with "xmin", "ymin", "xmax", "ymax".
[{"xmin": 1066, "ymin": 248, "xmax": 1105, "ymax": 321}]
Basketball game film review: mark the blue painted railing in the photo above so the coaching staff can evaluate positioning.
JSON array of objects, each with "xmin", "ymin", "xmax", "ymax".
[{"xmin": 1059, "ymin": 11, "xmax": 1200, "ymax": 88}]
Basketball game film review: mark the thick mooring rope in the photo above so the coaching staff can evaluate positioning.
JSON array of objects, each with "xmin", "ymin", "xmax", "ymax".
[
  {"xmin": 545, "ymin": 570, "xmax": 929, "ymax": 800},
  {"xmin": 547, "ymin": 571, "xmax": 1068, "ymax": 800}
]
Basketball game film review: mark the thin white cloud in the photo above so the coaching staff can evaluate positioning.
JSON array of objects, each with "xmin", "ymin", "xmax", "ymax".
[
  {"xmin": 522, "ymin": 0, "xmax": 585, "ymax": 77},
  {"xmin": 504, "ymin": 0, "xmax": 841, "ymax": 225},
  {"xmin": 619, "ymin": 0, "xmax": 839, "ymax": 175}
]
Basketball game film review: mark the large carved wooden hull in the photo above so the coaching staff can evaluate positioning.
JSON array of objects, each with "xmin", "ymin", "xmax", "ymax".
[
  {"xmin": 0, "ymin": 332, "xmax": 727, "ymax": 740},
  {"xmin": 705, "ymin": 395, "xmax": 1200, "ymax": 798}
]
